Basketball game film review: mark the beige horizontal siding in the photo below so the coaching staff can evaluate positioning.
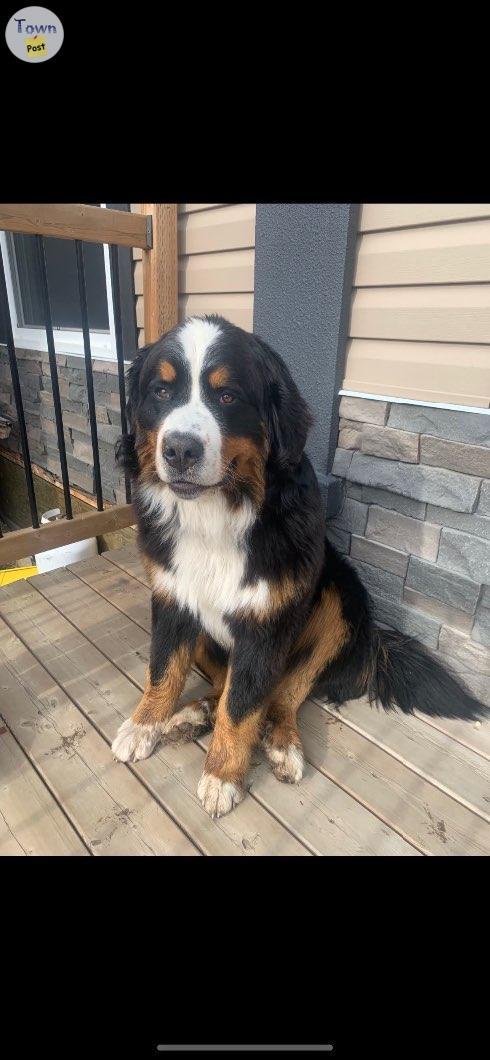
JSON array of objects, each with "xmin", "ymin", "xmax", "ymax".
[
  {"xmin": 360, "ymin": 203, "xmax": 490, "ymax": 232},
  {"xmin": 178, "ymin": 203, "xmax": 255, "ymax": 329},
  {"xmin": 130, "ymin": 204, "xmax": 255, "ymax": 343},
  {"xmin": 179, "ymin": 293, "xmax": 253, "ymax": 331},
  {"xmin": 343, "ymin": 206, "xmax": 490, "ymax": 408},
  {"xmin": 351, "ymin": 286, "xmax": 490, "ymax": 345},
  {"xmin": 130, "ymin": 204, "xmax": 145, "ymax": 347},
  {"xmin": 179, "ymin": 203, "xmax": 225, "ymax": 214}
]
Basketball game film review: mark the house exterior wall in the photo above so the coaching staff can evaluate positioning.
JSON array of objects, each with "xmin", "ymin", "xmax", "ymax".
[
  {"xmin": 343, "ymin": 203, "xmax": 490, "ymax": 408},
  {"xmin": 132, "ymin": 203, "xmax": 256, "ymax": 346},
  {"xmin": 0, "ymin": 346, "xmax": 128, "ymax": 506},
  {"xmin": 330, "ymin": 204, "xmax": 490, "ymax": 705}
]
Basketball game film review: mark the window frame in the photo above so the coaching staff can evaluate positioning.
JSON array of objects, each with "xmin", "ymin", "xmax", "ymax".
[{"xmin": 0, "ymin": 204, "xmax": 136, "ymax": 363}]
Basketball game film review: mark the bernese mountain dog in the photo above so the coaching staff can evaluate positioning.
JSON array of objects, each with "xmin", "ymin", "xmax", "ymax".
[{"xmin": 112, "ymin": 315, "xmax": 483, "ymax": 818}]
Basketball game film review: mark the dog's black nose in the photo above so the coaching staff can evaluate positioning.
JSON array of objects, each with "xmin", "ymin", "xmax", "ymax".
[{"xmin": 163, "ymin": 432, "xmax": 204, "ymax": 473}]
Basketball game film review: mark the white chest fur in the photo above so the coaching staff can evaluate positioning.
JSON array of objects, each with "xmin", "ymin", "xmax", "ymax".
[{"xmin": 140, "ymin": 485, "xmax": 269, "ymax": 648}]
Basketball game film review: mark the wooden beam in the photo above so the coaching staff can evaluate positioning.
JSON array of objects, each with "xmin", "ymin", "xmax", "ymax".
[
  {"xmin": 141, "ymin": 204, "xmax": 178, "ymax": 343},
  {"xmin": 0, "ymin": 204, "xmax": 150, "ymax": 249},
  {"xmin": 0, "ymin": 505, "xmax": 135, "ymax": 565}
]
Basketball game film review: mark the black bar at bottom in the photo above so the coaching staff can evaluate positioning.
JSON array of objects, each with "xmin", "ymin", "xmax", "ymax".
[{"xmin": 0, "ymin": 241, "xmax": 39, "ymax": 528}]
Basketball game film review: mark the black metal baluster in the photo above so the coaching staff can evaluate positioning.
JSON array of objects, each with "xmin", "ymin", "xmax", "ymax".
[
  {"xmin": 0, "ymin": 240, "xmax": 39, "ymax": 528},
  {"xmin": 75, "ymin": 240, "xmax": 103, "ymax": 510},
  {"xmin": 37, "ymin": 235, "xmax": 72, "ymax": 519},
  {"xmin": 109, "ymin": 244, "xmax": 131, "ymax": 503}
]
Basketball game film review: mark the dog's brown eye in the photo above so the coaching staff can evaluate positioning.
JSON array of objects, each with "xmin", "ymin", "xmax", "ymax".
[
  {"xmin": 155, "ymin": 386, "xmax": 170, "ymax": 400},
  {"xmin": 219, "ymin": 391, "xmax": 235, "ymax": 405}
]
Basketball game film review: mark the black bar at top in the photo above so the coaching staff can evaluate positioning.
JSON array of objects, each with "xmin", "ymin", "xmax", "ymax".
[
  {"xmin": 75, "ymin": 241, "xmax": 103, "ymax": 511},
  {"xmin": 0, "ymin": 241, "xmax": 39, "ymax": 528},
  {"xmin": 37, "ymin": 236, "xmax": 73, "ymax": 519},
  {"xmin": 109, "ymin": 244, "xmax": 131, "ymax": 504}
]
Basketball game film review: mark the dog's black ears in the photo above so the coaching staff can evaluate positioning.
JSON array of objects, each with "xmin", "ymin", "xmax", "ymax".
[
  {"xmin": 115, "ymin": 343, "xmax": 153, "ymax": 474},
  {"xmin": 254, "ymin": 335, "xmax": 313, "ymax": 472}
]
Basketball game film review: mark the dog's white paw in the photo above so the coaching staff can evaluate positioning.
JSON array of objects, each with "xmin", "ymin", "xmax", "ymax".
[
  {"xmin": 161, "ymin": 701, "xmax": 211, "ymax": 744},
  {"xmin": 264, "ymin": 742, "xmax": 305, "ymax": 784},
  {"xmin": 197, "ymin": 772, "xmax": 244, "ymax": 818},
  {"xmin": 111, "ymin": 717, "xmax": 161, "ymax": 762}
]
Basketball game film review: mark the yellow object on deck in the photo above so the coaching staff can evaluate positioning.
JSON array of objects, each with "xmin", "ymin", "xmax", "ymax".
[{"xmin": 0, "ymin": 565, "xmax": 38, "ymax": 586}]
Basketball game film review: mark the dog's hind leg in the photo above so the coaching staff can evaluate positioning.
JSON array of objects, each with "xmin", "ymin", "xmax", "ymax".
[
  {"xmin": 161, "ymin": 636, "xmax": 228, "ymax": 744},
  {"xmin": 263, "ymin": 583, "xmax": 351, "ymax": 783}
]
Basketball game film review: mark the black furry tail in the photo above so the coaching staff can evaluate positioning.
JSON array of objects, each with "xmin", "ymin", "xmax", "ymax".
[{"xmin": 369, "ymin": 628, "xmax": 484, "ymax": 721}]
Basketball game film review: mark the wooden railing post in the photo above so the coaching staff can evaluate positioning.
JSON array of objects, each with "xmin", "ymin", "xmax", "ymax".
[{"xmin": 141, "ymin": 204, "xmax": 178, "ymax": 343}]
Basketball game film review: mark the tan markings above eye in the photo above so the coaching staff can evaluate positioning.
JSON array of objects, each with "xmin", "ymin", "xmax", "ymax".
[
  {"xmin": 160, "ymin": 360, "xmax": 176, "ymax": 383},
  {"xmin": 209, "ymin": 366, "xmax": 230, "ymax": 388}
]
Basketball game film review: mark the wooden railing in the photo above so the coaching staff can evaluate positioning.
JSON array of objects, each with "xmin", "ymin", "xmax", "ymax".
[{"xmin": 0, "ymin": 203, "xmax": 178, "ymax": 564}]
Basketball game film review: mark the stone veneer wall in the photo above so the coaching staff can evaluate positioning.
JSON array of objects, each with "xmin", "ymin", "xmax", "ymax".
[
  {"xmin": 328, "ymin": 396, "xmax": 490, "ymax": 708},
  {"xmin": 0, "ymin": 347, "xmax": 127, "ymax": 506}
]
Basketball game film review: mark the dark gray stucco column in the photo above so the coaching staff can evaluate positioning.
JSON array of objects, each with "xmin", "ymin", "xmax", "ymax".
[{"xmin": 253, "ymin": 203, "xmax": 359, "ymax": 516}]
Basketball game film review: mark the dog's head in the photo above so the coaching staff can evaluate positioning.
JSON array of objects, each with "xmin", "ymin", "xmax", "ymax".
[{"xmin": 117, "ymin": 315, "xmax": 312, "ymax": 504}]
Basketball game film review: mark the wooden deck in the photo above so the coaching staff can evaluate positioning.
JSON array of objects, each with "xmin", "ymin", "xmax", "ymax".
[{"xmin": 0, "ymin": 545, "xmax": 489, "ymax": 856}]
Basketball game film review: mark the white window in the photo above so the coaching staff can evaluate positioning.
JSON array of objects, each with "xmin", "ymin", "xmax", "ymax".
[{"xmin": 0, "ymin": 204, "xmax": 137, "ymax": 361}]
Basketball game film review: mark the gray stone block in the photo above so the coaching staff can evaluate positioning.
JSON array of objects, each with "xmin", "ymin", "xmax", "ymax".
[
  {"xmin": 58, "ymin": 367, "xmax": 87, "ymax": 385},
  {"xmin": 388, "ymin": 404, "xmax": 490, "ymax": 447},
  {"xmin": 95, "ymin": 423, "xmax": 121, "ymax": 446},
  {"xmin": 361, "ymin": 424, "xmax": 419, "ymax": 463},
  {"xmin": 68, "ymin": 383, "xmax": 87, "ymax": 401},
  {"xmin": 472, "ymin": 586, "xmax": 490, "ymax": 648},
  {"xmin": 439, "ymin": 625, "xmax": 490, "ymax": 676},
  {"xmin": 421, "ymin": 435, "xmax": 490, "ymax": 478},
  {"xmin": 434, "ymin": 649, "xmax": 490, "ymax": 707},
  {"xmin": 93, "ymin": 358, "xmax": 119, "ymax": 375},
  {"xmin": 325, "ymin": 526, "xmax": 350, "ymax": 554},
  {"xmin": 362, "ymin": 487, "xmax": 426, "ymax": 521},
  {"xmin": 347, "ymin": 453, "xmax": 481, "ymax": 512},
  {"xmin": 348, "ymin": 557, "xmax": 404, "ymax": 602},
  {"xmin": 331, "ymin": 447, "xmax": 353, "ymax": 478},
  {"xmin": 338, "ymin": 419, "xmax": 364, "ymax": 450},
  {"xmin": 346, "ymin": 482, "xmax": 363, "ymax": 500},
  {"xmin": 329, "ymin": 496, "xmax": 368, "ymax": 535},
  {"xmin": 107, "ymin": 408, "xmax": 122, "ymax": 428},
  {"xmin": 403, "ymin": 587, "xmax": 473, "ymax": 635},
  {"xmin": 478, "ymin": 481, "xmax": 490, "ymax": 515},
  {"xmin": 350, "ymin": 534, "xmax": 409, "ymax": 576},
  {"xmin": 426, "ymin": 504, "xmax": 490, "ymax": 543},
  {"xmin": 62, "ymin": 412, "xmax": 88, "ymax": 432},
  {"xmin": 407, "ymin": 556, "xmax": 480, "ymax": 613},
  {"xmin": 437, "ymin": 527, "xmax": 490, "ymax": 584},
  {"xmin": 372, "ymin": 596, "xmax": 441, "ymax": 649},
  {"xmin": 366, "ymin": 505, "xmax": 441, "ymax": 561},
  {"xmin": 339, "ymin": 397, "xmax": 389, "ymax": 425}
]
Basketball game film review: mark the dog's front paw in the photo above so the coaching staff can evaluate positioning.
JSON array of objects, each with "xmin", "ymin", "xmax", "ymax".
[
  {"xmin": 197, "ymin": 772, "xmax": 244, "ymax": 818},
  {"xmin": 111, "ymin": 717, "xmax": 161, "ymax": 762}
]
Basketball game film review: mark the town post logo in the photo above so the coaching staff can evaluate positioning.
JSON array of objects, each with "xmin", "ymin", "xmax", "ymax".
[{"xmin": 5, "ymin": 6, "xmax": 64, "ymax": 62}]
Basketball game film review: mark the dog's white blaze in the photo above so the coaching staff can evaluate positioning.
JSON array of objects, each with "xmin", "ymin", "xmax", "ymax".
[
  {"xmin": 141, "ymin": 484, "xmax": 270, "ymax": 649},
  {"xmin": 154, "ymin": 316, "xmax": 223, "ymax": 485}
]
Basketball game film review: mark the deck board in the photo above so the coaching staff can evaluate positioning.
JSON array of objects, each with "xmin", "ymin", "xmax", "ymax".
[
  {"xmin": 0, "ymin": 614, "xmax": 198, "ymax": 856},
  {"xmin": 0, "ymin": 724, "xmax": 88, "ymax": 856},
  {"xmin": 0, "ymin": 544, "xmax": 488, "ymax": 856},
  {"xmin": 0, "ymin": 578, "xmax": 310, "ymax": 856}
]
